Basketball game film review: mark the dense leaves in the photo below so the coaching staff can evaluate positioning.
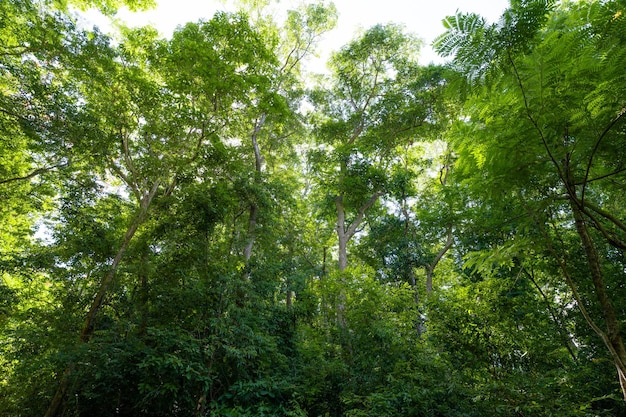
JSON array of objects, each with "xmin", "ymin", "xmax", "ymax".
[{"xmin": 2, "ymin": 0, "xmax": 626, "ymax": 416}]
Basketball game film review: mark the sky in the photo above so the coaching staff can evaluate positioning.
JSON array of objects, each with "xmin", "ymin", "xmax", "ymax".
[{"xmin": 83, "ymin": 0, "xmax": 510, "ymax": 70}]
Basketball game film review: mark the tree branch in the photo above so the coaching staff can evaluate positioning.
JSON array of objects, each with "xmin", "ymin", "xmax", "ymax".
[
  {"xmin": 507, "ymin": 51, "xmax": 572, "ymax": 197},
  {"xmin": 0, "ymin": 162, "xmax": 66, "ymax": 185},
  {"xmin": 524, "ymin": 199, "xmax": 626, "ymax": 387},
  {"xmin": 574, "ymin": 166, "xmax": 626, "ymax": 186},
  {"xmin": 345, "ymin": 191, "xmax": 382, "ymax": 240},
  {"xmin": 579, "ymin": 204, "xmax": 626, "ymax": 250},
  {"xmin": 425, "ymin": 227, "xmax": 453, "ymax": 293},
  {"xmin": 524, "ymin": 266, "xmax": 578, "ymax": 362},
  {"xmin": 581, "ymin": 200, "xmax": 626, "ymax": 234},
  {"xmin": 582, "ymin": 107, "xmax": 626, "ymax": 202}
]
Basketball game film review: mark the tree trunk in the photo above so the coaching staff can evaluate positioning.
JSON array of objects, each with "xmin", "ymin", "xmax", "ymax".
[
  {"xmin": 570, "ymin": 198, "xmax": 626, "ymax": 401},
  {"xmin": 425, "ymin": 227, "xmax": 453, "ymax": 294},
  {"xmin": 138, "ymin": 246, "xmax": 150, "ymax": 337},
  {"xmin": 336, "ymin": 196, "xmax": 348, "ymax": 272},
  {"xmin": 335, "ymin": 196, "xmax": 348, "ymax": 326},
  {"xmin": 334, "ymin": 192, "xmax": 382, "ymax": 272},
  {"xmin": 243, "ymin": 114, "xmax": 266, "ymax": 262},
  {"xmin": 334, "ymin": 193, "xmax": 381, "ymax": 326},
  {"xmin": 243, "ymin": 203, "xmax": 258, "ymax": 261},
  {"xmin": 80, "ymin": 181, "xmax": 160, "ymax": 342}
]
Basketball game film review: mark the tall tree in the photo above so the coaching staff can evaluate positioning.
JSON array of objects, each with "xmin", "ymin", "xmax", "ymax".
[
  {"xmin": 435, "ymin": 0, "xmax": 626, "ymax": 401},
  {"xmin": 231, "ymin": 1, "xmax": 337, "ymax": 264},
  {"xmin": 41, "ymin": 11, "xmax": 278, "ymax": 416},
  {"xmin": 309, "ymin": 24, "xmax": 425, "ymax": 272}
]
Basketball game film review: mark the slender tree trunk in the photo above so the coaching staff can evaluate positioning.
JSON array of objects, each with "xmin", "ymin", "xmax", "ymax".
[
  {"xmin": 138, "ymin": 247, "xmax": 150, "ymax": 337},
  {"xmin": 401, "ymin": 201, "xmax": 423, "ymax": 333},
  {"xmin": 336, "ymin": 196, "xmax": 348, "ymax": 272},
  {"xmin": 335, "ymin": 196, "xmax": 348, "ymax": 326},
  {"xmin": 45, "ymin": 181, "xmax": 160, "ymax": 417},
  {"xmin": 335, "ymin": 192, "xmax": 381, "ymax": 272},
  {"xmin": 334, "ymin": 193, "xmax": 381, "ymax": 326},
  {"xmin": 321, "ymin": 247, "xmax": 329, "ymax": 326},
  {"xmin": 526, "ymin": 268, "xmax": 578, "ymax": 362},
  {"xmin": 425, "ymin": 227, "xmax": 453, "ymax": 294},
  {"xmin": 243, "ymin": 203, "xmax": 257, "ymax": 261},
  {"xmin": 570, "ymin": 198, "xmax": 626, "ymax": 400},
  {"xmin": 425, "ymin": 157, "xmax": 453, "ymax": 294},
  {"xmin": 243, "ymin": 114, "xmax": 266, "ymax": 262},
  {"xmin": 80, "ymin": 181, "xmax": 160, "ymax": 342}
]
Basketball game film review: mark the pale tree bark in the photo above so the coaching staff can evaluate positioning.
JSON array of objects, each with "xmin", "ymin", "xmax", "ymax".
[
  {"xmin": 425, "ymin": 227, "xmax": 453, "ymax": 294},
  {"xmin": 243, "ymin": 203, "xmax": 258, "ymax": 262},
  {"xmin": 334, "ymin": 192, "xmax": 381, "ymax": 326},
  {"xmin": 243, "ymin": 114, "xmax": 266, "ymax": 262},
  {"xmin": 336, "ymin": 196, "xmax": 349, "ymax": 273},
  {"xmin": 335, "ymin": 192, "xmax": 382, "ymax": 272},
  {"xmin": 415, "ymin": 227, "xmax": 453, "ymax": 336}
]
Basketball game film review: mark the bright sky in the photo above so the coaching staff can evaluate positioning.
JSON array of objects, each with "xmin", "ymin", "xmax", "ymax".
[{"xmin": 85, "ymin": 0, "xmax": 510, "ymax": 70}]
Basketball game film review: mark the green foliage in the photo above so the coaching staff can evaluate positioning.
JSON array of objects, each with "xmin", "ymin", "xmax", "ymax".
[
  {"xmin": 425, "ymin": 265, "xmax": 626, "ymax": 416},
  {"xmin": 57, "ymin": 0, "xmax": 156, "ymax": 15},
  {"xmin": 3, "ymin": 1, "xmax": 626, "ymax": 416},
  {"xmin": 434, "ymin": 0, "xmax": 557, "ymax": 83},
  {"xmin": 436, "ymin": 0, "xmax": 626, "ymax": 412}
]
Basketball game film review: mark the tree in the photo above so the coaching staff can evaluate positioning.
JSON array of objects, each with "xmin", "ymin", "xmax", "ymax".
[
  {"xmin": 309, "ymin": 24, "xmax": 427, "ymax": 272},
  {"xmin": 38, "ymin": 11, "xmax": 280, "ymax": 416},
  {"xmin": 227, "ymin": 1, "xmax": 337, "ymax": 265},
  {"xmin": 435, "ymin": 0, "xmax": 626, "ymax": 403},
  {"xmin": 6, "ymin": 0, "xmax": 626, "ymax": 415}
]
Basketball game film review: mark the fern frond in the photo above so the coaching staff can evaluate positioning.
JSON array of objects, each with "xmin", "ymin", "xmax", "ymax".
[{"xmin": 434, "ymin": 12, "xmax": 489, "ymax": 58}]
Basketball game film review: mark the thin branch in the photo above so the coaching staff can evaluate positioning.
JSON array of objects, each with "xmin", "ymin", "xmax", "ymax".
[
  {"xmin": 582, "ymin": 200, "xmax": 626, "ymax": 234},
  {"xmin": 346, "ymin": 66, "xmax": 382, "ymax": 145},
  {"xmin": 574, "ymin": 166, "xmax": 626, "ymax": 186},
  {"xmin": 279, "ymin": 27, "xmax": 328, "ymax": 77},
  {"xmin": 426, "ymin": 226, "xmax": 453, "ymax": 293},
  {"xmin": 526, "ymin": 201, "xmax": 621, "ymax": 364},
  {"xmin": 560, "ymin": 193, "xmax": 626, "ymax": 250},
  {"xmin": 279, "ymin": 41, "xmax": 302, "ymax": 75},
  {"xmin": 0, "ymin": 45, "xmax": 33, "ymax": 56},
  {"xmin": 524, "ymin": 266, "xmax": 578, "ymax": 362},
  {"xmin": 579, "ymin": 205, "xmax": 626, "ymax": 250},
  {"xmin": 347, "ymin": 122, "xmax": 364, "ymax": 145},
  {"xmin": 387, "ymin": 118, "xmax": 425, "ymax": 139},
  {"xmin": 582, "ymin": 107, "xmax": 626, "ymax": 202},
  {"xmin": 507, "ymin": 52, "xmax": 571, "ymax": 196},
  {"xmin": 278, "ymin": 33, "xmax": 317, "ymax": 78},
  {"xmin": 345, "ymin": 191, "xmax": 382, "ymax": 240},
  {"xmin": 0, "ymin": 162, "xmax": 66, "ymax": 185},
  {"xmin": 108, "ymin": 161, "xmax": 141, "ymax": 201},
  {"xmin": 120, "ymin": 127, "xmax": 139, "ymax": 183}
]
